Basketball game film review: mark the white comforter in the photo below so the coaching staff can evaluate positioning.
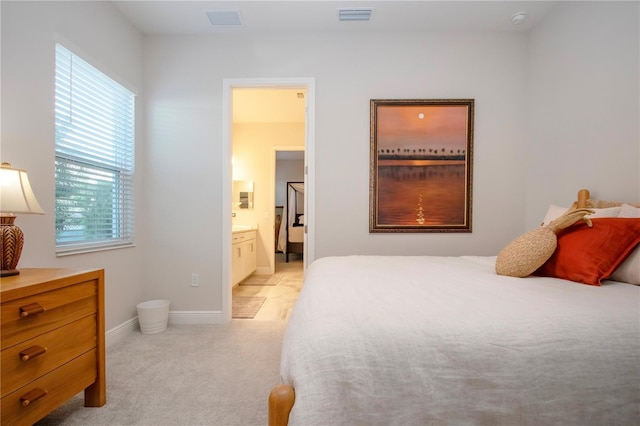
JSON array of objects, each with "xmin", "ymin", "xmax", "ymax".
[
  {"xmin": 288, "ymin": 225, "xmax": 304, "ymax": 243},
  {"xmin": 280, "ymin": 256, "xmax": 640, "ymax": 425}
]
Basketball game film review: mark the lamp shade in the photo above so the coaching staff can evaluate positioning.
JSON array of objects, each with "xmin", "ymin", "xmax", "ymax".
[
  {"xmin": 0, "ymin": 163, "xmax": 44, "ymax": 214},
  {"xmin": 0, "ymin": 162, "xmax": 44, "ymax": 277}
]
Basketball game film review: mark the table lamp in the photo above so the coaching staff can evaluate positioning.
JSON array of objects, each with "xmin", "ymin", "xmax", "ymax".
[{"xmin": 0, "ymin": 162, "xmax": 44, "ymax": 277}]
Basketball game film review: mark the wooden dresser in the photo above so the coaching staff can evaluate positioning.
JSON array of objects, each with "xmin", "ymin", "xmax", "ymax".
[{"xmin": 1, "ymin": 268, "xmax": 106, "ymax": 425}]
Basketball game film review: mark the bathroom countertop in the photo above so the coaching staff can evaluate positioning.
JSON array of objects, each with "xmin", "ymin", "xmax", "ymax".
[{"xmin": 232, "ymin": 225, "xmax": 257, "ymax": 234}]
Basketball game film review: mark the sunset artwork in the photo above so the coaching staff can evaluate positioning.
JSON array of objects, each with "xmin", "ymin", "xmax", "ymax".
[{"xmin": 369, "ymin": 99, "xmax": 474, "ymax": 232}]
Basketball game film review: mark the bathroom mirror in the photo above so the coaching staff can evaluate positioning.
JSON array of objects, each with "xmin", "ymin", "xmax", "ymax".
[{"xmin": 233, "ymin": 180, "xmax": 254, "ymax": 209}]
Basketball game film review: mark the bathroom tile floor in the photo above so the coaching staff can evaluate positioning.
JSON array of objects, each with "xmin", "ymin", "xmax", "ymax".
[{"xmin": 233, "ymin": 253, "xmax": 304, "ymax": 321}]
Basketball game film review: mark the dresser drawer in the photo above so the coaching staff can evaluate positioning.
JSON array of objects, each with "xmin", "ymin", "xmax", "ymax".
[
  {"xmin": 1, "ymin": 349, "xmax": 97, "ymax": 426},
  {"xmin": 1, "ymin": 281, "xmax": 97, "ymax": 350},
  {"xmin": 1, "ymin": 315, "xmax": 97, "ymax": 398}
]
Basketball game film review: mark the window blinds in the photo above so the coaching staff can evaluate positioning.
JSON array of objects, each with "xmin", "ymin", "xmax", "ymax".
[{"xmin": 54, "ymin": 43, "xmax": 135, "ymax": 254}]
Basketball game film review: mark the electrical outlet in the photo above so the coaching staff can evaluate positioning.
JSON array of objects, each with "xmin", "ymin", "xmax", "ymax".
[{"xmin": 191, "ymin": 273, "xmax": 199, "ymax": 287}]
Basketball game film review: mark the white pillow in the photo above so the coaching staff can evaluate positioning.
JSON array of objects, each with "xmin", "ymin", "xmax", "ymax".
[
  {"xmin": 541, "ymin": 204, "xmax": 621, "ymax": 226},
  {"xmin": 620, "ymin": 204, "xmax": 640, "ymax": 218},
  {"xmin": 610, "ymin": 203, "xmax": 640, "ymax": 285},
  {"xmin": 610, "ymin": 249, "xmax": 640, "ymax": 285},
  {"xmin": 541, "ymin": 204, "xmax": 567, "ymax": 226}
]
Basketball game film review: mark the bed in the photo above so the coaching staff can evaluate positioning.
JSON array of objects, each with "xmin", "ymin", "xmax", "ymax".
[
  {"xmin": 269, "ymin": 190, "xmax": 640, "ymax": 425},
  {"xmin": 277, "ymin": 182, "xmax": 304, "ymax": 262}
]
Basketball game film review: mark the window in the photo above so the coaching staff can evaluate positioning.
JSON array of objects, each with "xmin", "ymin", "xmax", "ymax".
[{"xmin": 55, "ymin": 43, "xmax": 135, "ymax": 254}]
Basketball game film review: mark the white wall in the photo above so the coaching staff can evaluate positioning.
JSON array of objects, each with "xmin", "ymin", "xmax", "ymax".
[
  {"xmin": 143, "ymin": 30, "xmax": 528, "ymax": 312},
  {"xmin": 276, "ymin": 159, "xmax": 305, "ymax": 207},
  {"xmin": 525, "ymin": 1, "xmax": 639, "ymax": 229},
  {"xmin": 0, "ymin": 1, "xmax": 145, "ymax": 331},
  {"xmin": 144, "ymin": 31, "xmax": 529, "ymax": 307}
]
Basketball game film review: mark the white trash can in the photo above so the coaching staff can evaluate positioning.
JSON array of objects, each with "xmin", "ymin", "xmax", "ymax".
[{"xmin": 136, "ymin": 300, "xmax": 170, "ymax": 334}]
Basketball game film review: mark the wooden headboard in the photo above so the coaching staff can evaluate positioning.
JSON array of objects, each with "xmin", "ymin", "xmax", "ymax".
[
  {"xmin": 578, "ymin": 189, "xmax": 640, "ymax": 209},
  {"xmin": 577, "ymin": 189, "xmax": 590, "ymax": 208}
]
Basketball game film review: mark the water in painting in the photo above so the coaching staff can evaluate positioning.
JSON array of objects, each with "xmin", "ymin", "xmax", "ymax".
[{"xmin": 377, "ymin": 159, "xmax": 466, "ymax": 226}]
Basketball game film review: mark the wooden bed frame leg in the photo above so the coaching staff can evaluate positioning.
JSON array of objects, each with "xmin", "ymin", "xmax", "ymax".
[{"xmin": 269, "ymin": 384, "xmax": 295, "ymax": 426}]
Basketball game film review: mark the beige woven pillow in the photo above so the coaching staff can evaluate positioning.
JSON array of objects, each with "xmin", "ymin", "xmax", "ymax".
[
  {"xmin": 496, "ymin": 206, "xmax": 595, "ymax": 278},
  {"xmin": 587, "ymin": 199, "xmax": 640, "ymax": 209},
  {"xmin": 495, "ymin": 227, "xmax": 557, "ymax": 277}
]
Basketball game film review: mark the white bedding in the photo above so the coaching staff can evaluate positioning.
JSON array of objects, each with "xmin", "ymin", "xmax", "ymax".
[
  {"xmin": 280, "ymin": 255, "xmax": 640, "ymax": 425},
  {"xmin": 288, "ymin": 225, "xmax": 304, "ymax": 243},
  {"xmin": 277, "ymin": 224, "xmax": 304, "ymax": 252}
]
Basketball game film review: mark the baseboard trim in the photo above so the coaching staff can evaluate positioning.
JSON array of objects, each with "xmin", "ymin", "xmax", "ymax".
[
  {"xmin": 169, "ymin": 310, "xmax": 224, "ymax": 324},
  {"xmin": 106, "ymin": 317, "xmax": 138, "ymax": 348},
  {"xmin": 105, "ymin": 311, "xmax": 224, "ymax": 347}
]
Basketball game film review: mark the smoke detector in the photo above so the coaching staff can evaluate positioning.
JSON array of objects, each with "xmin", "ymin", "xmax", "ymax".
[{"xmin": 511, "ymin": 12, "xmax": 527, "ymax": 25}]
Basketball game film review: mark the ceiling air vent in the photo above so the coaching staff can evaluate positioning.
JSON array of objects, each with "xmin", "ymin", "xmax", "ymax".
[
  {"xmin": 338, "ymin": 8, "xmax": 374, "ymax": 22},
  {"xmin": 206, "ymin": 10, "xmax": 244, "ymax": 27}
]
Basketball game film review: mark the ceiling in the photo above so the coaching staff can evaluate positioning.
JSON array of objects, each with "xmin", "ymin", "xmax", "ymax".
[
  {"xmin": 112, "ymin": 1, "xmax": 559, "ymax": 124},
  {"xmin": 112, "ymin": 1, "xmax": 559, "ymax": 36}
]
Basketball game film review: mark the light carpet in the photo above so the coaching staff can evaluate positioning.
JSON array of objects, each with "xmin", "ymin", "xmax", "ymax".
[
  {"xmin": 232, "ymin": 296, "xmax": 267, "ymax": 319},
  {"xmin": 35, "ymin": 321, "xmax": 286, "ymax": 426}
]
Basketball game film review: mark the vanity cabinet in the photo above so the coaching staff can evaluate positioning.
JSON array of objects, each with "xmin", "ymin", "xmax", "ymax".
[{"xmin": 232, "ymin": 230, "xmax": 257, "ymax": 286}]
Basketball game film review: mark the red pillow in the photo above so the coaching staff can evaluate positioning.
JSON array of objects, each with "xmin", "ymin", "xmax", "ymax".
[{"xmin": 535, "ymin": 218, "xmax": 640, "ymax": 286}]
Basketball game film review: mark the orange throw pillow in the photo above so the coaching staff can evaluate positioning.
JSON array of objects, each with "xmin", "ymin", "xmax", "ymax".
[{"xmin": 535, "ymin": 218, "xmax": 640, "ymax": 286}]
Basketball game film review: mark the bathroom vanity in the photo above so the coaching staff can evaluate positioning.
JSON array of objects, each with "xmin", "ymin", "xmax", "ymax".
[{"xmin": 231, "ymin": 228, "xmax": 257, "ymax": 286}]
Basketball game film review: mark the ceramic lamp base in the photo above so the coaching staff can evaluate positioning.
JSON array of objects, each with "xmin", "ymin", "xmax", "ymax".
[{"xmin": 1, "ymin": 214, "xmax": 24, "ymax": 276}]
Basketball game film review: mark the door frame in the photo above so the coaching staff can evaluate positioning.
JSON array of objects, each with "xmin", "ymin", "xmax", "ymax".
[{"xmin": 221, "ymin": 77, "xmax": 315, "ymax": 323}]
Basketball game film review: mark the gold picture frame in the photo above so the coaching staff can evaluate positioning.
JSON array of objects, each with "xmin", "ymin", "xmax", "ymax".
[{"xmin": 369, "ymin": 99, "xmax": 474, "ymax": 233}]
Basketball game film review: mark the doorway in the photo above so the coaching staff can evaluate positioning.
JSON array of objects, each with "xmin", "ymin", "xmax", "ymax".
[
  {"xmin": 275, "ymin": 149, "xmax": 305, "ymax": 269},
  {"xmin": 222, "ymin": 78, "xmax": 315, "ymax": 323}
]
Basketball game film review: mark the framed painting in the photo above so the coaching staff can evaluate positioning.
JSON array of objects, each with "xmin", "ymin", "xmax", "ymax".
[{"xmin": 369, "ymin": 99, "xmax": 474, "ymax": 233}]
